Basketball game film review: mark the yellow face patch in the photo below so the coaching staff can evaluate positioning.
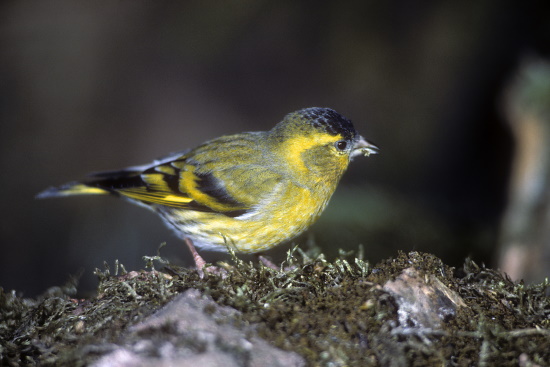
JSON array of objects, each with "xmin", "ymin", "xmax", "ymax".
[{"xmin": 282, "ymin": 133, "xmax": 344, "ymax": 172}]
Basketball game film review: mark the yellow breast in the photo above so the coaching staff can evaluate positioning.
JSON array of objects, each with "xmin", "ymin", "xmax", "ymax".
[{"xmin": 162, "ymin": 180, "xmax": 334, "ymax": 253}]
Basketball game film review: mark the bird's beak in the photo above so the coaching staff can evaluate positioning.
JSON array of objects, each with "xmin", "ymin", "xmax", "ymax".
[{"xmin": 351, "ymin": 135, "xmax": 379, "ymax": 158}]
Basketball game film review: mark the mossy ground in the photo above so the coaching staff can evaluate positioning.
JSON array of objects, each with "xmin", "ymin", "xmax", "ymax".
[{"xmin": 1, "ymin": 248, "xmax": 549, "ymax": 366}]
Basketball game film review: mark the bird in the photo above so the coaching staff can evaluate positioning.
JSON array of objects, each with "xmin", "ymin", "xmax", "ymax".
[{"xmin": 38, "ymin": 107, "xmax": 378, "ymax": 272}]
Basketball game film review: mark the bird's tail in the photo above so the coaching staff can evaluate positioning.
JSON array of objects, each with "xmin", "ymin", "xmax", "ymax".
[
  {"xmin": 36, "ymin": 182, "xmax": 111, "ymax": 198},
  {"xmin": 36, "ymin": 168, "xmax": 144, "ymax": 199}
]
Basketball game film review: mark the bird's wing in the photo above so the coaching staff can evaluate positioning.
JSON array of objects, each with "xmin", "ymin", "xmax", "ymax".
[
  {"xmin": 110, "ymin": 150, "xmax": 284, "ymax": 218},
  {"xmin": 38, "ymin": 133, "xmax": 286, "ymax": 218},
  {"xmin": 120, "ymin": 158, "xmax": 252, "ymax": 217}
]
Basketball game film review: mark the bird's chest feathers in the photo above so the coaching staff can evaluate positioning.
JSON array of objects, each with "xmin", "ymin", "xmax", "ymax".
[
  {"xmin": 237, "ymin": 134, "xmax": 347, "ymax": 230},
  {"xmin": 254, "ymin": 178, "xmax": 335, "ymax": 231}
]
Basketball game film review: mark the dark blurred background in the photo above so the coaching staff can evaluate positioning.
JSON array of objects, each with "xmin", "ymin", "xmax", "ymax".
[{"xmin": 1, "ymin": 1, "xmax": 549, "ymax": 297}]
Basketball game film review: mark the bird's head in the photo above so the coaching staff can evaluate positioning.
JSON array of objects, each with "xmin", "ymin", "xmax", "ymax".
[{"xmin": 269, "ymin": 107, "xmax": 377, "ymax": 178}]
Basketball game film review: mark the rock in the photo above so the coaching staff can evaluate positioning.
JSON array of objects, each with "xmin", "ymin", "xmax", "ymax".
[
  {"xmin": 383, "ymin": 267, "xmax": 467, "ymax": 329},
  {"xmin": 92, "ymin": 289, "xmax": 305, "ymax": 367}
]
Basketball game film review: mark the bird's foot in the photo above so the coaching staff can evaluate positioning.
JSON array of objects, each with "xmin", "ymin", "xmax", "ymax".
[{"xmin": 184, "ymin": 238, "xmax": 227, "ymax": 278}]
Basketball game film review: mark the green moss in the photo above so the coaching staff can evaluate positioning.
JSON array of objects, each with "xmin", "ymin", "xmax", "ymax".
[{"xmin": 1, "ymin": 249, "xmax": 549, "ymax": 366}]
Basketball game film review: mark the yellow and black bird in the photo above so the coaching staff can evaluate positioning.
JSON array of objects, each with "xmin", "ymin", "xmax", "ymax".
[{"xmin": 38, "ymin": 107, "xmax": 378, "ymax": 270}]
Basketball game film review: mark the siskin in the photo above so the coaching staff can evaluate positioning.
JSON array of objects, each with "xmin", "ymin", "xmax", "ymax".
[{"xmin": 38, "ymin": 107, "xmax": 378, "ymax": 270}]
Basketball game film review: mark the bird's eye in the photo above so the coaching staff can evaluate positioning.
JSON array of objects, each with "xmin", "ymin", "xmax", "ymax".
[{"xmin": 335, "ymin": 140, "xmax": 348, "ymax": 151}]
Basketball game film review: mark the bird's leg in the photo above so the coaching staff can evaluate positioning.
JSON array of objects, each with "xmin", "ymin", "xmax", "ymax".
[
  {"xmin": 184, "ymin": 237, "xmax": 206, "ymax": 277},
  {"xmin": 184, "ymin": 237, "xmax": 228, "ymax": 278}
]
